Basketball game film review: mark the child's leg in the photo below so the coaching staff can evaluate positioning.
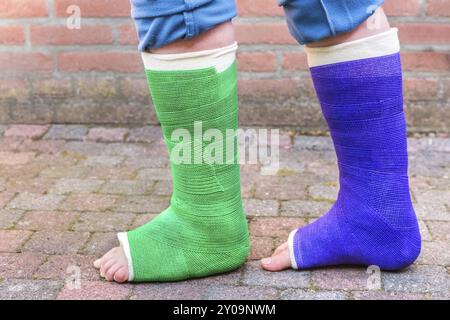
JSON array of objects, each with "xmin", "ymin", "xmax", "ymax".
[
  {"xmin": 94, "ymin": 0, "xmax": 250, "ymax": 283},
  {"xmin": 263, "ymin": 3, "xmax": 421, "ymax": 271}
]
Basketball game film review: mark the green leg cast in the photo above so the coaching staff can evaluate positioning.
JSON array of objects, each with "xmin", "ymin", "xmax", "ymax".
[{"xmin": 123, "ymin": 61, "xmax": 250, "ymax": 282}]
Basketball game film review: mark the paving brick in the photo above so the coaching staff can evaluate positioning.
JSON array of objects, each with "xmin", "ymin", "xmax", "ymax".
[
  {"xmin": 0, "ymin": 253, "xmax": 46, "ymax": 279},
  {"xmin": 44, "ymin": 125, "xmax": 88, "ymax": 140},
  {"xmin": 204, "ymin": 284, "xmax": 279, "ymax": 300},
  {"xmin": 0, "ymin": 230, "xmax": 33, "ymax": 252},
  {"xmin": 115, "ymin": 196, "xmax": 169, "ymax": 213},
  {"xmin": 0, "ymin": 151, "xmax": 35, "ymax": 165},
  {"xmin": 249, "ymin": 217, "xmax": 306, "ymax": 238},
  {"xmin": 0, "ymin": 280, "xmax": 61, "ymax": 300},
  {"xmin": 23, "ymin": 231, "xmax": 90, "ymax": 255},
  {"xmin": 39, "ymin": 165, "xmax": 91, "ymax": 179},
  {"xmin": 254, "ymin": 176, "xmax": 308, "ymax": 200},
  {"xmin": 418, "ymin": 220, "xmax": 432, "ymax": 241},
  {"xmin": 99, "ymin": 180, "xmax": 153, "ymax": 195},
  {"xmin": 0, "ymin": 137, "xmax": 23, "ymax": 152},
  {"xmin": 8, "ymin": 192, "xmax": 65, "ymax": 210},
  {"xmin": 416, "ymin": 189, "xmax": 450, "ymax": 207},
  {"xmin": 63, "ymin": 141, "xmax": 108, "ymax": 156},
  {"xmin": 311, "ymin": 268, "xmax": 369, "ymax": 291},
  {"xmin": 86, "ymin": 166, "xmax": 137, "ymax": 180},
  {"xmin": 83, "ymin": 155, "xmax": 124, "ymax": 166},
  {"xmin": 101, "ymin": 143, "xmax": 151, "ymax": 157},
  {"xmin": 80, "ymin": 232, "xmax": 119, "ymax": 255},
  {"xmin": 126, "ymin": 156, "xmax": 168, "ymax": 169},
  {"xmin": 0, "ymin": 209, "xmax": 24, "ymax": 229},
  {"xmin": 4, "ymin": 125, "xmax": 49, "ymax": 139},
  {"xmin": 73, "ymin": 212, "xmax": 135, "ymax": 232},
  {"xmin": 57, "ymin": 280, "xmax": 131, "ymax": 300},
  {"xmin": 49, "ymin": 178, "xmax": 104, "ymax": 194},
  {"xmin": 308, "ymin": 183, "xmax": 339, "ymax": 202},
  {"xmin": 415, "ymin": 202, "xmax": 449, "ymax": 221},
  {"xmin": 280, "ymin": 200, "xmax": 331, "ymax": 217},
  {"xmin": 19, "ymin": 139, "xmax": 65, "ymax": 154},
  {"xmin": 153, "ymin": 180, "xmax": 172, "ymax": 196},
  {"xmin": 0, "ymin": 162, "xmax": 44, "ymax": 180},
  {"xmin": 280, "ymin": 289, "xmax": 348, "ymax": 300},
  {"xmin": 193, "ymin": 268, "xmax": 243, "ymax": 286},
  {"xmin": 242, "ymin": 261, "xmax": 310, "ymax": 289},
  {"xmin": 0, "ymin": 191, "xmax": 17, "ymax": 209},
  {"xmin": 294, "ymin": 136, "xmax": 334, "ymax": 151},
  {"xmin": 59, "ymin": 194, "xmax": 120, "ymax": 211},
  {"xmin": 35, "ymin": 153, "xmax": 79, "ymax": 167},
  {"xmin": 137, "ymin": 168, "xmax": 171, "ymax": 180},
  {"xmin": 383, "ymin": 265, "xmax": 449, "ymax": 293},
  {"xmin": 130, "ymin": 213, "xmax": 157, "ymax": 229},
  {"xmin": 352, "ymin": 290, "xmax": 433, "ymax": 300},
  {"xmin": 127, "ymin": 126, "xmax": 162, "ymax": 143},
  {"xmin": 244, "ymin": 199, "xmax": 279, "ymax": 217},
  {"xmin": 34, "ymin": 254, "xmax": 100, "ymax": 281},
  {"xmin": 417, "ymin": 241, "xmax": 450, "ymax": 266},
  {"xmin": 427, "ymin": 221, "xmax": 450, "ymax": 241},
  {"xmin": 6, "ymin": 177, "xmax": 56, "ymax": 194},
  {"xmin": 131, "ymin": 282, "xmax": 208, "ymax": 300},
  {"xmin": 16, "ymin": 211, "xmax": 78, "ymax": 231},
  {"xmin": 86, "ymin": 128, "xmax": 129, "ymax": 142},
  {"xmin": 249, "ymin": 237, "xmax": 274, "ymax": 260}
]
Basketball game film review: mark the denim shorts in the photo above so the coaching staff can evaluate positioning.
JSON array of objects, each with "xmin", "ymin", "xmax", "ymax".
[{"xmin": 132, "ymin": 0, "xmax": 384, "ymax": 51}]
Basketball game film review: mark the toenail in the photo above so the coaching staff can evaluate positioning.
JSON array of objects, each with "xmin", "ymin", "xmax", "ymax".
[{"xmin": 262, "ymin": 258, "xmax": 272, "ymax": 265}]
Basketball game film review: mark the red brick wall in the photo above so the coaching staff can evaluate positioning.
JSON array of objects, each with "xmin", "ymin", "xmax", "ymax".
[{"xmin": 0, "ymin": 0, "xmax": 449, "ymax": 132}]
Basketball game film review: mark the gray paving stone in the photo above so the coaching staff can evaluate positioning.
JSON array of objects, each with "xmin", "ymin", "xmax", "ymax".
[
  {"xmin": 280, "ymin": 200, "xmax": 331, "ymax": 217},
  {"xmin": 311, "ymin": 268, "xmax": 370, "ymax": 291},
  {"xmin": 294, "ymin": 136, "xmax": 334, "ymax": 151},
  {"xmin": 0, "ymin": 279, "xmax": 61, "ymax": 300},
  {"xmin": 99, "ymin": 180, "xmax": 154, "ymax": 195},
  {"xmin": 352, "ymin": 290, "xmax": 433, "ymax": 300},
  {"xmin": 127, "ymin": 126, "xmax": 163, "ymax": 143},
  {"xmin": 63, "ymin": 141, "xmax": 108, "ymax": 156},
  {"xmin": 131, "ymin": 282, "xmax": 208, "ymax": 300},
  {"xmin": 417, "ymin": 241, "xmax": 450, "ymax": 266},
  {"xmin": 244, "ymin": 199, "xmax": 279, "ymax": 217},
  {"xmin": 80, "ymin": 232, "xmax": 119, "ymax": 256},
  {"xmin": 414, "ymin": 202, "xmax": 449, "ymax": 221},
  {"xmin": 137, "ymin": 168, "xmax": 171, "ymax": 180},
  {"xmin": 418, "ymin": 220, "xmax": 432, "ymax": 241},
  {"xmin": 49, "ymin": 178, "xmax": 104, "ymax": 195},
  {"xmin": 383, "ymin": 265, "xmax": 449, "ymax": 294},
  {"xmin": 308, "ymin": 183, "xmax": 338, "ymax": 202},
  {"xmin": 8, "ymin": 192, "xmax": 65, "ymax": 211},
  {"xmin": 44, "ymin": 125, "xmax": 88, "ymax": 141},
  {"xmin": 23, "ymin": 231, "xmax": 90, "ymax": 255},
  {"xmin": 204, "ymin": 284, "xmax": 279, "ymax": 300},
  {"xmin": 73, "ymin": 212, "xmax": 135, "ymax": 232},
  {"xmin": 83, "ymin": 156, "xmax": 124, "ymax": 167},
  {"xmin": 427, "ymin": 221, "xmax": 450, "ymax": 241},
  {"xmin": 280, "ymin": 289, "xmax": 348, "ymax": 300},
  {"xmin": 0, "ymin": 209, "xmax": 24, "ymax": 229},
  {"xmin": 115, "ymin": 196, "xmax": 169, "ymax": 213}
]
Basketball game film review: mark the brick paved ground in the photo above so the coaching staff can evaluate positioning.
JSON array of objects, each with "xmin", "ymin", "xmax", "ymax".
[{"xmin": 0, "ymin": 124, "xmax": 448, "ymax": 300}]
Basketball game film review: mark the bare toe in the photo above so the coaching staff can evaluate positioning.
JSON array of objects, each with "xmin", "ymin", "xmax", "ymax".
[
  {"xmin": 96, "ymin": 246, "xmax": 129, "ymax": 283},
  {"xmin": 100, "ymin": 258, "xmax": 116, "ymax": 278},
  {"xmin": 94, "ymin": 247, "xmax": 118, "ymax": 269},
  {"xmin": 273, "ymin": 242, "xmax": 288, "ymax": 256},
  {"xmin": 114, "ymin": 266, "xmax": 129, "ymax": 283},
  {"xmin": 105, "ymin": 262, "xmax": 123, "ymax": 282},
  {"xmin": 261, "ymin": 246, "xmax": 291, "ymax": 272}
]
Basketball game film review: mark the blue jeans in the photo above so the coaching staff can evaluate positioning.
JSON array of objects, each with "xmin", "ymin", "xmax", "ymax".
[{"xmin": 132, "ymin": 0, "xmax": 384, "ymax": 51}]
